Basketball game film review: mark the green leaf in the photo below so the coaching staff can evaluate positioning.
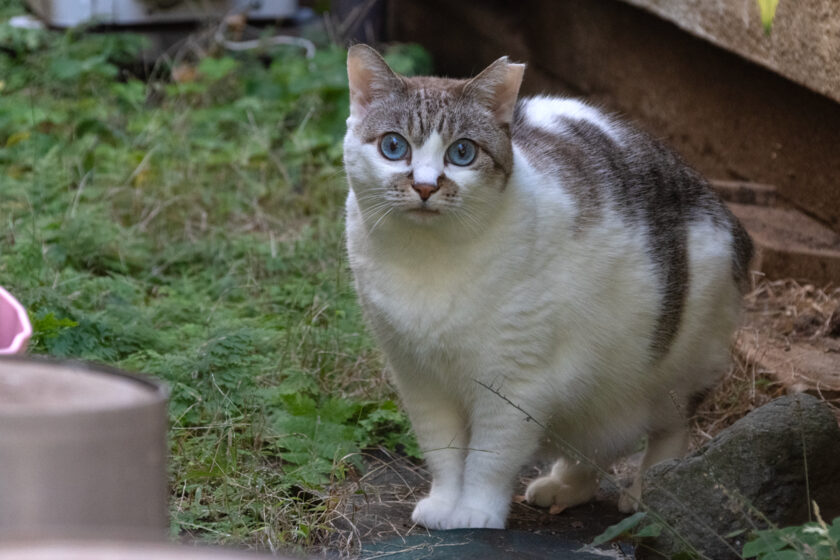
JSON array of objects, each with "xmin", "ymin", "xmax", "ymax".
[
  {"xmin": 634, "ymin": 523, "xmax": 663, "ymax": 538},
  {"xmin": 383, "ymin": 43, "xmax": 434, "ymax": 76},
  {"xmin": 31, "ymin": 312, "xmax": 79, "ymax": 340},
  {"xmin": 743, "ymin": 534, "xmax": 786, "ymax": 558},
  {"xmin": 197, "ymin": 56, "xmax": 237, "ymax": 82},
  {"xmin": 757, "ymin": 0, "xmax": 780, "ymax": 34},
  {"xmin": 725, "ymin": 528, "xmax": 747, "ymax": 538},
  {"xmin": 763, "ymin": 551, "xmax": 807, "ymax": 560},
  {"xmin": 590, "ymin": 511, "xmax": 647, "ymax": 546},
  {"xmin": 829, "ymin": 517, "xmax": 840, "ymax": 542},
  {"xmin": 271, "ymin": 369, "xmax": 320, "ymax": 397}
]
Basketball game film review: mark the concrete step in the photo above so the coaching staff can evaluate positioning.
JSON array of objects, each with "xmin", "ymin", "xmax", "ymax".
[
  {"xmin": 712, "ymin": 180, "xmax": 780, "ymax": 207},
  {"xmin": 711, "ymin": 180, "xmax": 840, "ymax": 285}
]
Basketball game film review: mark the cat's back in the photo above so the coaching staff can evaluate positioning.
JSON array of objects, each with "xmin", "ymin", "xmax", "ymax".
[
  {"xmin": 512, "ymin": 96, "xmax": 716, "ymax": 219},
  {"xmin": 511, "ymin": 95, "xmax": 753, "ymax": 357},
  {"xmin": 511, "ymin": 95, "xmax": 752, "ymax": 285}
]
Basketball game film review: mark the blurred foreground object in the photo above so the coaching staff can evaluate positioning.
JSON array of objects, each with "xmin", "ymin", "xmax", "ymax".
[
  {"xmin": 25, "ymin": 0, "xmax": 298, "ymax": 28},
  {"xmin": 0, "ymin": 541, "xmax": 281, "ymax": 559},
  {"xmin": 0, "ymin": 287, "xmax": 32, "ymax": 355},
  {"xmin": 0, "ymin": 358, "xmax": 168, "ymax": 540}
]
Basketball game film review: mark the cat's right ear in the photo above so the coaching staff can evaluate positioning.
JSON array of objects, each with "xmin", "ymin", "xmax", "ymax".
[
  {"xmin": 347, "ymin": 44, "xmax": 404, "ymax": 119},
  {"xmin": 464, "ymin": 57, "xmax": 525, "ymax": 126}
]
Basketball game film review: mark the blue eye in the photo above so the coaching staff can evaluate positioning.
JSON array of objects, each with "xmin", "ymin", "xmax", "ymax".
[
  {"xmin": 446, "ymin": 139, "xmax": 477, "ymax": 166},
  {"xmin": 380, "ymin": 133, "xmax": 409, "ymax": 161}
]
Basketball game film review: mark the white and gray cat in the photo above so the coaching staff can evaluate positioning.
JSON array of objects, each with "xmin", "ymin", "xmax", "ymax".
[{"xmin": 343, "ymin": 44, "xmax": 753, "ymax": 530}]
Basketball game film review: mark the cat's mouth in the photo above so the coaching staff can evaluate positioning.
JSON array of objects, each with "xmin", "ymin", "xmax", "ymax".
[{"xmin": 405, "ymin": 203, "xmax": 441, "ymax": 216}]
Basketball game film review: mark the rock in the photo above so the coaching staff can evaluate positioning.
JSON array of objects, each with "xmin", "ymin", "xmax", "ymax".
[{"xmin": 637, "ymin": 394, "xmax": 840, "ymax": 559}]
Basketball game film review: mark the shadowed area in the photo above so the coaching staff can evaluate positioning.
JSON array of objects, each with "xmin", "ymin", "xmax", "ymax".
[{"xmin": 331, "ymin": 449, "xmax": 638, "ymax": 557}]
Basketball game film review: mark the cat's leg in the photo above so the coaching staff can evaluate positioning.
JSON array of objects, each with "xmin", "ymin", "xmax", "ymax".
[
  {"xmin": 442, "ymin": 394, "xmax": 543, "ymax": 529},
  {"xmin": 524, "ymin": 457, "xmax": 599, "ymax": 513},
  {"xmin": 397, "ymin": 383, "xmax": 469, "ymax": 529},
  {"xmin": 617, "ymin": 425, "xmax": 689, "ymax": 513}
]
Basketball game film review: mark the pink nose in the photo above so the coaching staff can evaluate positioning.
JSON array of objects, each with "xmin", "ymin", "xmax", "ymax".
[{"xmin": 412, "ymin": 182, "xmax": 439, "ymax": 201}]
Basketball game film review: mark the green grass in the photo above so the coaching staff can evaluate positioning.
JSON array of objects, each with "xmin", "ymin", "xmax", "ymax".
[{"xmin": 0, "ymin": 3, "xmax": 428, "ymax": 551}]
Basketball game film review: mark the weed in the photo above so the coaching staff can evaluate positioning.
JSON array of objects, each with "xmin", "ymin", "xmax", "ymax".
[{"xmin": 743, "ymin": 504, "xmax": 840, "ymax": 560}]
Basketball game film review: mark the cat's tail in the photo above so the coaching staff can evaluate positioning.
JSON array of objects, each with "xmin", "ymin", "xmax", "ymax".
[{"xmin": 729, "ymin": 216, "xmax": 754, "ymax": 293}]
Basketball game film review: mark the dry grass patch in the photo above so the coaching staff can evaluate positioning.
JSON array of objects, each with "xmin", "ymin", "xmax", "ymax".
[{"xmin": 693, "ymin": 278, "xmax": 840, "ymax": 447}]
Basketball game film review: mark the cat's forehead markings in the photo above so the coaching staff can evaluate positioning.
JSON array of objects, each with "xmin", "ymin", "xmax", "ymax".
[
  {"xmin": 411, "ymin": 132, "xmax": 446, "ymax": 184},
  {"xmin": 413, "ymin": 132, "xmax": 446, "ymax": 165},
  {"xmin": 403, "ymin": 88, "xmax": 457, "ymax": 143}
]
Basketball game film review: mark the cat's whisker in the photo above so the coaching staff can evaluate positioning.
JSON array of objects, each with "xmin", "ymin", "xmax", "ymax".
[
  {"xmin": 355, "ymin": 188, "xmax": 392, "ymax": 201},
  {"xmin": 357, "ymin": 198, "xmax": 396, "ymax": 230},
  {"xmin": 460, "ymin": 205, "xmax": 483, "ymax": 228},
  {"xmin": 366, "ymin": 207, "xmax": 394, "ymax": 236},
  {"xmin": 364, "ymin": 204, "xmax": 397, "ymax": 218},
  {"xmin": 451, "ymin": 204, "xmax": 484, "ymax": 236},
  {"xmin": 358, "ymin": 200, "xmax": 392, "ymax": 215},
  {"xmin": 451, "ymin": 211, "xmax": 478, "ymax": 237}
]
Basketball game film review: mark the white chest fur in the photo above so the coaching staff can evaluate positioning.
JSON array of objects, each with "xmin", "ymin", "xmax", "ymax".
[
  {"xmin": 346, "ymin": 148, "xmax": 658, "ymax": 395},
  {"xmin": 345, "ymin": 164, "xmax": 539, "ymax": 380}
]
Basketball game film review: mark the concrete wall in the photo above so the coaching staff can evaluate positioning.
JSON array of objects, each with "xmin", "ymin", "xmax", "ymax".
[
  {"xmin": 624, "ymin": 0, "xmax": 840, "ymax": 105},
  {"xmin": 386, "ymin": 0, "xmax": 840, "ymax": 233}
]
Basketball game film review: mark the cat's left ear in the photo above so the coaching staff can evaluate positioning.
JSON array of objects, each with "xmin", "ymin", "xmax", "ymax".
[
  {"xmin": 347, "ymin": 44, "xmax": 405, "ymax": 119},
  {"xmin": 464, "ymin": 57, "xmax": 525, "ymax": 126}
]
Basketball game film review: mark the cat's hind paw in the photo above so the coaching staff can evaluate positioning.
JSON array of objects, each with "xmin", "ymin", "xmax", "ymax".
[
  {"xmin": 524, "ymin": 474, "xmax": 597, "ymax": 512},
  {"xmin": 411, "ymin": 496, "xmax": 456, "ymax": 530},
  {"xmin": 617, "ymin": 483, "xmax": 641, "ymax": 513},
  {"xmin": 524, "ymin": 476, "xmax": 572, "ymax": 508}
]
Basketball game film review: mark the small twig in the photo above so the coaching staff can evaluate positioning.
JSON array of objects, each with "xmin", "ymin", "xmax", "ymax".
[{"xmin": 68, "ymin": 169, "xmax": 92, "ymax": 219}]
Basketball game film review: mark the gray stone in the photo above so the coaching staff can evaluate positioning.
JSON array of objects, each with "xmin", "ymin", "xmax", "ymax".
[{"xmin": 637, "ymin": 393, "xmax": 840, "ymax": 559}]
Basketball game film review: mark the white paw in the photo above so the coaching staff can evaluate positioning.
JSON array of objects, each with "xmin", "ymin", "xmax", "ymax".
[
  {"xmin": 524, "ymin": 476, "xmax": 569, "ymax": 508},
  {"xmin": 617, "ymin": 484, "xmax": 641, "ymax": 513},
  {"xmin": 441, "ymin": 505, "xmax": 506, "ymax": 529},
  {"xmin": 524, "ymin": 474, "xmax": 597, "ymax": 513},
  {"xmin": 411, "ymin": 496, "xmax": 456, "ymax": 530}
]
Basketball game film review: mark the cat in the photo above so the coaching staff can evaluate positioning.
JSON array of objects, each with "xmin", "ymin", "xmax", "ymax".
[{"xmin": 342, "ymin": 44, "xmax": 753, "ymax": 530}]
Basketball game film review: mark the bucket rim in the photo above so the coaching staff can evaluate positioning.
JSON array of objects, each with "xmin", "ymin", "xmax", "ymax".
[{"xmin": 0, "ymin": 355, "xmax": 169, "ymax": 417}]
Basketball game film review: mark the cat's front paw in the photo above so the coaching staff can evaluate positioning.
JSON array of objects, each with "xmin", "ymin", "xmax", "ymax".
[
  {"xmin": 411, "ymin": 496, "xmax": 456, "ymax": 530},
  {"xmin": 442, "ymin": 505, "xmax": 506, "ymax": 529}
]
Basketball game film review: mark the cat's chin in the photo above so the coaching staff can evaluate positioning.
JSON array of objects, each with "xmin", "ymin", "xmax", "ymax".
[{"xmin": 403, "ymin": 207, "xmax": 443, "ymax": 222}]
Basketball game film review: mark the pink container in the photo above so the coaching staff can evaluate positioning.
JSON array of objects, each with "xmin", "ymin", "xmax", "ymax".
[{"xmin": 0, "ymin": 286, "xmax": 32, "ymax": 355}]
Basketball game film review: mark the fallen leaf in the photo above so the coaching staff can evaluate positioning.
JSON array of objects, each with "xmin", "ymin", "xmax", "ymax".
[{"xmin": 172, "ymin": 65, "xmax": 198, "ymax": 84}]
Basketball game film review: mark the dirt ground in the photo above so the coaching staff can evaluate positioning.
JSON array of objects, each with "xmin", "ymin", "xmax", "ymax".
[
  {"xmin": 328, "ymin": 448, "xmax": 636, "ymax": 558},
  {"xmin": 696, "ymin": 278, "xmax": 840, "ymax": 443},
  {"xmin": 326, "ymin": 279, "xmax": 840, "ymax": 557}
]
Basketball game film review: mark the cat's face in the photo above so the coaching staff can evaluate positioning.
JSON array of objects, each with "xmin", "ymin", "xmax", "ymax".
[{"xmin": 344, "ymin": 45, "xmax": 524, "ymax": 232}]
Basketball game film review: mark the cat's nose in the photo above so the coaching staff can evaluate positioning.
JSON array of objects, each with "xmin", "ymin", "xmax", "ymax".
[{"xmin": 412, "ymin": 182, "xmax": 439, "ymax": 201}]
